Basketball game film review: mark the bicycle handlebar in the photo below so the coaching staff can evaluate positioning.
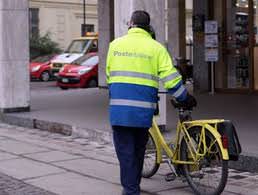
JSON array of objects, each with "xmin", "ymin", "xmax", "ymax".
[
  {"xmin": 154, "ymin": 96, "xmax": 193, "ymax": 121},
  {"xmin": 170, "ymin": 98, "xmax": 194, "ymax": 111}
]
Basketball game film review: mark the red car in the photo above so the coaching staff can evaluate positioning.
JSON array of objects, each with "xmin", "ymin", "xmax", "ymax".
[
  {"xmin": 57, "ymin": 53, "xmax": 98, "ymax": 90},
  {"xmin": 30, "ymin": 54, "xmax": 56, "ymax": 81}
]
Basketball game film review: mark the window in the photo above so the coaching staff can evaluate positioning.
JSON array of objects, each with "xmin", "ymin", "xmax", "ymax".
[
  {"xmin": 86, "ymin": 24, "xmax": 94, "ymax": 32},
  {"xmin": 31, "ymin": 54, "xmax": 55, "ymax": 63},
  {"xmin": 226, "ymin": 0, "xmax": 250, "ymax": 88},
  {"xmin": 65, "ymin": 40, "xmax": 90, "ymax": 53},
  {"xmin": 81, "ymin": 56, "xmax": 99, "ymax": 66},
  {"xmin": 29, "ymin": 8, "xmax": 39, "ymax": 37},
  {"xmin": 88, "ymin": 39, "xmax": 98, "ymax": 52},
  {"xmin": 73, "ymin": 55, "xmax": 98, "ymax": 66},
  {"xmin": 81, "ymin": 24, "xmax": 95, "ymax": 36}
]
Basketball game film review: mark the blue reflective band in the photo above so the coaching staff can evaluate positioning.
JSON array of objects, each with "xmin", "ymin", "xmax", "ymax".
[{"xmin": 168, "ymin": 81, "xmax": 187, "ymax": 101}]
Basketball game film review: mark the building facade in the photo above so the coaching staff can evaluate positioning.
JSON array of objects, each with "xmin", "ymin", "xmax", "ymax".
[
  {"xmin": 2, "ymin": 0, "xmax": 257, "ymax": 130},
  {"xmin": 29, "ymin": 0, "xmax": 98, "ymax": 49},
  {"xmin": 193, "ymin": 0, "xmax": 258, "ymax": 93}
]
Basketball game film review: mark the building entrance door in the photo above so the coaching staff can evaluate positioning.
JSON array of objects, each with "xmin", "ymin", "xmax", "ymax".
[
  {"xmin": 224, "ymin": 0, "xmax": 253, "ymax": 90},
  {"xmin": 253, "ymin": 1, "xmax": 258, "ymax": 90}
]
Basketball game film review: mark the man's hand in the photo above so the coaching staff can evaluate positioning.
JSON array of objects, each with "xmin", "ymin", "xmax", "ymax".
[
  {"xmin": 182, "ymin": 93, "xmax": 197, "ymax": 109},
  {"xmin": 171, "ymin": 93, "xmax": 197, "ymax": 109}
]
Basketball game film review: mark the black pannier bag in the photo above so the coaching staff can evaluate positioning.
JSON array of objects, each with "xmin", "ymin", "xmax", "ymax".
[{"xmin": 217, "ymin": 121, "xmax": 242, "ymax": 161}]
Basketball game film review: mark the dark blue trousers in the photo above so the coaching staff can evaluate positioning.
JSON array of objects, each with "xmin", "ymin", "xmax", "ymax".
[{"xmin": 112, "ymin": 126, "xmax": 149, "ymax": 195}]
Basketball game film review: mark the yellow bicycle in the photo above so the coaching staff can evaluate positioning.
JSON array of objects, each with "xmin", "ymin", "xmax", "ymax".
[{"xmin": 142, "ymin": 99, "xmax": 229, "ymax": 195}]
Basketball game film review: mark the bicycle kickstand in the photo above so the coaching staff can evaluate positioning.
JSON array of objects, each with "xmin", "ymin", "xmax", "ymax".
[{"xmin": 163, "ymin": 159, "xmax": 178, "ymax": 182}]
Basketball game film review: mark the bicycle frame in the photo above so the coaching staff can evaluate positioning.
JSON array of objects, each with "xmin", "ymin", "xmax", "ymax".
[{"xmin": 149, "ymin": 117, "xmax": 229, "ymax": 166}]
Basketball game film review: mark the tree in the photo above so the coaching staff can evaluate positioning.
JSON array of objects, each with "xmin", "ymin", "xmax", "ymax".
[{"xmin": 30, "ymin": 33, "xmax": 62, "ymax": 59}]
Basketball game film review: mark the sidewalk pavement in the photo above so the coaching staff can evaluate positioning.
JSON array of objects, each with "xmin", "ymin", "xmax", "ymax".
[
  {"xmin": 1, "ymin": 82, "xmax": 258, "ymax": 171},
  {"xmin": 0, "ymin": 122, "xmax": 258, "ymax": 195}
]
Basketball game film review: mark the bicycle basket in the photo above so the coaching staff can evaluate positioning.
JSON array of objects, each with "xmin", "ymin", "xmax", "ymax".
[{"xmin": 217, "ymin": 121, "xmax": 242, "ymax": 161}]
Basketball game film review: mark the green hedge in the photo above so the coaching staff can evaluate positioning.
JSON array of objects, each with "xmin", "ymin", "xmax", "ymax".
[{"xmin": 30, "ymin": 33, "xmax": 62, "ymax": 60}]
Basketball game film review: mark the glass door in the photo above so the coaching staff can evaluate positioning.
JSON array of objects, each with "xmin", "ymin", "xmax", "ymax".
[
  {"xmin": 226, "ymin": 0, "xmax": 251, "ymax": 89},
  {"xmin": 254, "ymin": 0, "xmax": 258, "ymax": 90}
]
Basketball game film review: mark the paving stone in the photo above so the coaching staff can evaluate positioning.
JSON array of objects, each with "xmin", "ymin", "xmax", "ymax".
[
  {"xmin": 53, "ymin": 158, "xmax": 120, "ymax": 184},
  {"xmin": 0, "ymin": 139, "xmax": 50, "ymax": 155},
  {"xmin": 0, "ymin": 158, "xmax": 65, "ymax": 180},
  {"xmin": 73, "ymin": 149, "xmax": 118, "ymax": 164},
  {"xmin": 230, "ymin": 175, "xmax": 248, "ymax": 180},
  {"xmin": 0, "ymin": 151, "xmax": 18, "ymax": 161},
  {"xmin": 27, "ymin": 172, "xmax": 121, "ymax": 195},
  {"xmin": 142, "ymin": 175, "xmax": 188, "ymax": 193},
  {"xmin": 0, "ymin": 136, "xmax": 8, "ymax": 140},
  {"xmin": 24, "ymin": 150, "xmax": 83, "ymax": 163},
  {"xmin": 0, "ymin": 123, "xmax": 258, "ymax": 194},
  {"xmin": 72, "ymin": 138, "xmax": 91, "ymax": 145},
  {"xmin": 0, "ymin": 172, "xmax": 57, "ymax": 195}
]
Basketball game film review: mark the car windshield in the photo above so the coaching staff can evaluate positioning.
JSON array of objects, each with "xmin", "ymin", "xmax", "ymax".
[
  {"xmin": 65, "ymin": 40, "xmax": 90, "ymax": 53},
  {"xmin": 31, "ymin": 55, "xmax": 54, "ymax": 63},
  {"xmin": 81, "ymin": 56, "xmax": 99, "ymax": 66}
]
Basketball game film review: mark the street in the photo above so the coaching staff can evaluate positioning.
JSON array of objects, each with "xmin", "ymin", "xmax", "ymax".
[{"xmin": 0, "ymin": 122, "xmax": 257, "ymax": 195}]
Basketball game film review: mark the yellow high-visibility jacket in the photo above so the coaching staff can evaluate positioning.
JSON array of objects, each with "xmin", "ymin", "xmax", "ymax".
[{"xmin": 106, "ymin": 28, "xmax": 186, "ymax": 127}]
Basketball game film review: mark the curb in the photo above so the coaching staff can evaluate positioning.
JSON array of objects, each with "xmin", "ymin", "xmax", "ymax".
[
  {"xmin": 0, "ymin": 114, "xmax": 72, "ymax": 136},
  {"xmin": 0, "ymin": 114, "xmax": 113, "ymax": 144},
  {"xmin": 0, "ymin": 114, "xmax": 257, "ymax": 172},
  {"xmin": 229, "ymin": 153, "xmax": 258, "ymax": 173}
]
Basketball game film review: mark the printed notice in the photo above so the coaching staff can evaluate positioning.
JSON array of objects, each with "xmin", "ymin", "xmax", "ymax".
[
  {"xmin": 205, "ymin": 48, "xmax": 218, "ymax": 62},
  {"xmin": 205, "ymin": 21, "xmax": 218, "ymax": 34},
  {"xmin": 205, "ymin": 35, "xmax": 218, "ymax": 48}
]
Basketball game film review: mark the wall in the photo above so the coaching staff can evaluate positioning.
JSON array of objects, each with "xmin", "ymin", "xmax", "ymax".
[{"xmin": 29, "ymin": 0, "xmax": 98, "ymax": 49}]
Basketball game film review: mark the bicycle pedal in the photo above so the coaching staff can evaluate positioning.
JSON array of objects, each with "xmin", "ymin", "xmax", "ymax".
[{"xmin": 165, "ymin": 173, "xmax": 176, "ymax": 182}]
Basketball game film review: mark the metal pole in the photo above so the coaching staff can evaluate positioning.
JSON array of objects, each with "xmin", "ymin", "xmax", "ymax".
[
  {"xmin": 210, "ymin": 62, "xmax": 215, "ymax": 95},
  {"xmin": 81, "ymin": 0, "xmax": 86, "ymax": 36},
  {"xmin": 83, "ymin": 0, "xmax": 86, "ymax": 26}
]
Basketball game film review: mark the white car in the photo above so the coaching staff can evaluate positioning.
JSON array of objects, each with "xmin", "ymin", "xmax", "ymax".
[{"xmin": 50, "ymin": 33, "xmax": 98, "ymax": 76}]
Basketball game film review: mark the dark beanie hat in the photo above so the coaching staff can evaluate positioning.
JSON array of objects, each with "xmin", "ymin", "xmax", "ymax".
[{"xmin": 130, "ymin": 10, "xmax": 150, "ymax": 26}]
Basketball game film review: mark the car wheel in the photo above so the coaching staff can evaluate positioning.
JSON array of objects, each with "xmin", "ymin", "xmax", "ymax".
[
  {"xmin": 40, "ymin": 71, "xmax": 50, "ymax": 82},
  {"xmin": 60, "ymin": 86, "xmax": 68, "ymax": 90},
  {"xmin": 87, "ymin": 79, "xmax": 98, "ymax": 88}
]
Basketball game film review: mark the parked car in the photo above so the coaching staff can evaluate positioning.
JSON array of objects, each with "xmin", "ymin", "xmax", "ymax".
[
  {"xmin": 57, "ymin": 53, "xmax": 98, "ymax": 90},
  {"xmin": 30, "ymin": 54, "xmax": 56, "ymax": 81},
  {"xmin": 51, "ymin": 32, "xmax": 98, "ymax": 76}
]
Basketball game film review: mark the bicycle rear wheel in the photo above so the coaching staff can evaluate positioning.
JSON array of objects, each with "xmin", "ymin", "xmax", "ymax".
[
  {"xmin": 142, "ymin": 132, "xmax": 160, "ymax": 178},
  {"xmin": 180, "ymin": 127, "xmax": 228, "ymax": 195}
]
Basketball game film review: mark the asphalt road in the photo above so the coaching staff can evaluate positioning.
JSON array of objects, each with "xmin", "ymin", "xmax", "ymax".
[
  {"xmin": 30, "ymin": 81, "xmax": 58, "ymax": 92},
  {"xmin": 29, "ymin": 81, "xmax": 111, "ymax": 131}
]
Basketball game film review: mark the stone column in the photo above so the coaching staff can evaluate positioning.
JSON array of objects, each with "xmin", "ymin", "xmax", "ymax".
[
  {"xmin": 114, "ymin": 0, "xmax": 165, "ymax": 43},
  {"xmin": 114, "ymin": 0, "xmax": 167, "ymax": 128},
  {"xmin": 167, "ymin": 0, "xmax": 186, "ymax": 59},
  {"xmin": 98, "ymin": 0, "xmax": 114, "ymax": 87},
  {"xmin": 0, "ymin": 0, "xmax": 30, "ymax": 113},
  {"xmin": 192, "ymin": 0, "xmax": 209, "ymax": 92}
]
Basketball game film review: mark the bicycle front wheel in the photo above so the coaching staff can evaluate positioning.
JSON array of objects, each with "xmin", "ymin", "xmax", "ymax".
[
  {"xmin": 142, "ymin": 132, "xmax": 160, "ymax": 178},
  {"xmin": 180, "ymin": 127, "xmax": 228, "ymax": 195}
]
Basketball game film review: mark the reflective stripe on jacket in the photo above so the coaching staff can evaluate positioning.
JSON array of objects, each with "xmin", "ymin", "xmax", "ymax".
[{"xmin": 106, "ymin": 28, "xmax": 186, "ymax": 127}]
